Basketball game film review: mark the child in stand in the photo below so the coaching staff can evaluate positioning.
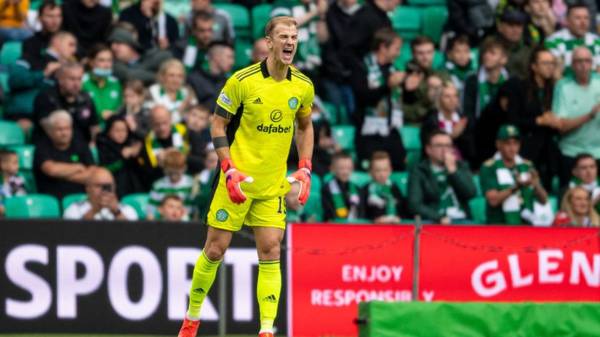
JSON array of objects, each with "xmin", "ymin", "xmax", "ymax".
[
  {"xmin": 158, "ymin": 195, "xmax": 189, "ymax": 221},
  {"xmin": 148, "ymin": 149, "xmax": 194, "ymax": 220},
  {"xmin": 0, "ymin": 150, "xmax": 28, "ymax": 216},
  {"xmin": 119, "ymin": 80, "xmax": 151, "ymax": 140},
  {"xmin": 362, "ymin": 151, "xmax": 406, "ymax": 223},
  {"xmin": 444, "ymin": 35, "xmax": 476, "ymax": 95}
]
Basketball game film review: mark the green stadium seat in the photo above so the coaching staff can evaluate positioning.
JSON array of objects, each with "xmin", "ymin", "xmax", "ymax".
[
  {"xmin": 122, "ymin": 193, "xmax": 149, "ymax": 219},
  {"xmin": 214, "ymin": 3, "xmax": 251, "ymax": 40},
  {"xmin": 391, "ymin": 171, "xmax": 409, "ymax": 196},
  {"xmin": 21, "ymin": 170, "xmax": 36, "ymax": 192},
  {"xmin": 61, "ymin": 193, "xmax": 87, "ymax": 212},
  {"xmin": 394, "ymin": 43, "xmax": 412, "ymax": 71},
  {"xmin": 472, "ymin": 174, "xmax": 482, "ymax": 196},
  {"xmin": 163, "ymin": 0, "xmax": 190, "ymax": 19},
  {"xmin": 7, "ymin": 144, "xmax": 34, "ymax": 170},
  {"xmin": 252, "ymin": 3, "xmax": 273, "ymax": 40},
  {"xmin": 333, "ymin": 218, "xmax": 372, "ymax": 224},
  {"xmin": 549, "ymin": 195, "xmax": 559, "ymax": 213},
  {"xmin": 422, "ymin": 6, "xmax": 448, "ymax": 45},
  {"xmin": 0, "ymin": 41, "xmax": 22, "ymax": 65},
  {"xmin": 234, "ymin": 40, "xmax": 253, "ymax": 70},
  {"xmin": 468, "ymin": 196, "xmax": 486, "ymax": 224},
  {"xmin": 391, "ymin": 7, "xmax": 422, "ymax": 41},
  {"xmin": 0, "ymin": 121, "xmax": 25, "ymax": 146},
  {"xmin": 399, "ymin": 126, "xmax": 421, "ymax": 150},
  {"xmin": 332, "ymin": 125, "xmax": 355, "ymax": 151},
  {"xmin": 351, "ymin": 171, "xmax": 371, "ymax": 187},
  {"xmin": 0, "ymin": 71, "xmax": 9, "ymax": 95},
  {"xmin": 408, "ymin": 0, "xmax": 447, "ymax": 6},
  {"xmin": 5, "ymin": 194, "xmax": 60, "ymax": 218}
]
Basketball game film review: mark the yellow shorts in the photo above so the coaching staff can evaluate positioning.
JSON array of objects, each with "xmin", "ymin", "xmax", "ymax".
[{"xmin": 206, "ymin": 183, "xmax": 287, "ymax": 231}]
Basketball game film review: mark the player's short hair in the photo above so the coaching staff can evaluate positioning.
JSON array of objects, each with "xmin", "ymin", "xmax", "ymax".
[
  {"xmin": 573, "ymin": 153, "xmax": 596, "ymax": 168},
  {"xmin": 410, "ymin": 35, "xmax": 435, "ymax": 52},
  {"xmin": 446, "ymin": 35, "xmax": 470, "ymax": 53},
  {"xmin": 369, "ymin": 151, "xmax": 391, "ymax": 169},
  {"xmin": 371, "ymin": 27, "xmax": 400, "ymax": 51},
  {"xmin": 162, "ymin": 149, "xmax": 187, "ymax": 170},
  {"xmin": 160, "ymin": 194, "xmax": 183, "ymax": 206},
  {"xmin": 265, "ymin": 16, "xmax": 297, "ymax": 38}
]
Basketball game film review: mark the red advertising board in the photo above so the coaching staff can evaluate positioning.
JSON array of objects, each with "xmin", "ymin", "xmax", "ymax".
[
  {"xmin": 418, "ymin": 225, "xmax": 600, "ymax": 301},
  {"xmin": 288, "ymin": 224, "xmax": 414, "ymax": 337}
]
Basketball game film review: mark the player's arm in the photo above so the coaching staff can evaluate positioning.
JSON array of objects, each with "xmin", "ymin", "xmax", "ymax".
[{"xmin": 287, "ymin": 114, "xmax": 314, "ymax": 205}]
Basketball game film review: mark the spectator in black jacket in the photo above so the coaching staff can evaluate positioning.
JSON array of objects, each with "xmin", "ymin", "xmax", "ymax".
[
  {"xmin": 349, "ymin": 27, "xmax": 406, "ymax": 170},
  {"xmin": 321, "ymin": 0, "xmax": 361, "ymax": 119},
  {"xmin": 119, "ymin": 0, "xmax": 180, "ymax": 51},
  {"xmin": 22, "ymin": 0, "xmax": 62, "ymax": 62},
  {"xmin": 187, "ymin": 42, "xmax": 234, "ymax": 112},
  {"xmin": 344, "ymin": 0, "xmax": 397, "ymax": 60},
  {"xmin": 445, "ymin": 0, "xmax": 495, "ymax": 46},
  {"xmin": 61, "ymin": 0, "xmax": 113, "ymax": 56},
  {"xmin": 502, "ymin": 47, "xmax": 560, "ymax": 190}
]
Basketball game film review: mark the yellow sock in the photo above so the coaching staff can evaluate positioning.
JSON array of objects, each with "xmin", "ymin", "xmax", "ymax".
[
  {"xmin": 187, "ymin": 250, "xmax": 221, "ymax": 319},
  {"xmin": 257, "ymin": 260, "xmax": 281, "ymax": 332}
]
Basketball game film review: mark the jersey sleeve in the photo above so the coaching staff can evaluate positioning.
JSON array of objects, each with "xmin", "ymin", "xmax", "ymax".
[
  {"xmin": 297, "ymin": 83, "xmax": 315, "ymax": 118},
  {"xmin": 215, "ymin": 76, "xmax": 244, "ymax": 116}
]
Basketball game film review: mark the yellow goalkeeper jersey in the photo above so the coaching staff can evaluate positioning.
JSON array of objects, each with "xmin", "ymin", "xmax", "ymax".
[{"xmin": 215, "ymin": 60, "xmax": 314, "ymax": 199}]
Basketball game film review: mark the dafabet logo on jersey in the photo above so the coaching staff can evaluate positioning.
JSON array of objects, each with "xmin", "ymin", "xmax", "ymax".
[{"xmin": 256, "ymin": 110, "xmax": 292, "ymax": 134}]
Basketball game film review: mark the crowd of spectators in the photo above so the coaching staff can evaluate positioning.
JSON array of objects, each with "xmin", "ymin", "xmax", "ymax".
[{"xmin": 0, "ymin": 0, "xmax": 599, "ymax": 228}]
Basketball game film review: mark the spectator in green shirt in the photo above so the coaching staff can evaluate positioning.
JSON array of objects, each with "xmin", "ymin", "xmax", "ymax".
[
  {"xmin": 480, "ymin": 124, "xmax": 549, "ymax": 224},
  {"xmin": 83, "ymin": 44, "xmax": 123, "ymax": 126}
]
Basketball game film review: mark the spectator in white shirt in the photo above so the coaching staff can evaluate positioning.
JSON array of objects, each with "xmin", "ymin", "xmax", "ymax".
[{"xmin": 63, "ymin": 167, "xmax": 138, "ymax": 220}]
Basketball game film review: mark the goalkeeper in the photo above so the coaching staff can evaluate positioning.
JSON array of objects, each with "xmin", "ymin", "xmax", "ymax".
[{"xmin": 178, "ymin": 16, "xmax": 314, "ymax": 337}]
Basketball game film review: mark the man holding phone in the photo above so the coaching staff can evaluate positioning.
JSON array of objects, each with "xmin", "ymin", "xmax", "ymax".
[{"xmin": 63, "ymin": 167, "xmax": 138, "ymax": 220}]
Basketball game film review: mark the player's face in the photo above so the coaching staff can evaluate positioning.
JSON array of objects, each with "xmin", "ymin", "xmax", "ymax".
[
  {"xmin": 370, "ymin": 159, "xmax": 392, "ymax": 184},
  {"xmin": 574, "ymin": 158, "xmax": 597, "ymax": 184},
  {"xmin": 267, "ymin": 23, "xmax": 298, "ymax": 65}
]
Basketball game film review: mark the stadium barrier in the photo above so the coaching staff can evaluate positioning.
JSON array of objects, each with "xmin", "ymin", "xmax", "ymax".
[{"xmin": 2, "ymin": 221, "xmax": 600, "ymax": 336}]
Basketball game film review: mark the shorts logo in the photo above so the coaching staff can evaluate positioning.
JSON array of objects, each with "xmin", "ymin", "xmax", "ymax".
[
  {"xmin": 216, "ymin": 209, "xmax": 229, "ymax": 222},
  {"xmin": 288, "ymin": 97, "xmax": 299, "ymax": 110},
  {"xmin": 270, "ymin": 110, "xmax": 283, "ymax": 122},
  {"xmin": 219, "ymin": 92, "xmax": 232, "ymax": 105}
]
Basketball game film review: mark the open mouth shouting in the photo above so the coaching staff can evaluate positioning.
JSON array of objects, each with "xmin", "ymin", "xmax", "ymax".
[{"xmin": 282, "ymin": 45, "xmax": 295, "ymax": 63}]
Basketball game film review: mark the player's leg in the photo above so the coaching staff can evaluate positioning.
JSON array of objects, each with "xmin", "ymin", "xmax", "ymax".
[
  {"xmin": 253, "ymin": 226, "xmax": 284, "ymax": 336},
  {"xmin": 246, "ymin": 195, "xmax": 287, "ymax": 335}
]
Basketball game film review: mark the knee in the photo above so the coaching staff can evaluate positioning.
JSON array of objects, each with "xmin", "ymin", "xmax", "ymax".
[
  {"xmin": 204, "ymin": 240, "xmax": 228, "ymax": 261},
  {"xmin": 257, "ymin": 239, "xmax": 281, "ymax": 261}
]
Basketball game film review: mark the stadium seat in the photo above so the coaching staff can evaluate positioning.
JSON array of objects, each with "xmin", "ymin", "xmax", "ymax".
[
  {"xmin": 351, "ymin": 171, "xmax": 371, "ymax": 187},
  {"xmin": 391, "ymin": 171, "xmax": 409, "ymax": 196},
  {"xmin": 0, "ymin": 121, "xmax": 25, "ymax": 146},
  {"xmin": 400, "ymin": 126, "xmax": 421, "ymax": 150},
  {"xmin": 252, "ymin": 3, "xmax": 273, "ymax": 40},
  {"xmin": 422, "ymin": 6, "xmax": 448, "ymax": 45},
  {"xmin": 391, "ymin": 7, "xmax": 422, "ymax": 41},
  {"xmin": 163, "ymin": 0, "xmax": 190, "ymax": 19},
  {"xmin": 214, "ymin": 3, "xmax": 251, "ymax": 40},
  {"xmin": 122, "ymin": 193, "xmax": 149, "ymax": 219},
  {"xmin": 468, "ymin": 196, "xmax": 486, "ymax": 224},
  {"xmin": 408, "ymin": 0, "xmax": 447, "ymax": 6},
  {"xmin": 5, "ymin": 194, "xmax": 60, "ymax": 218},
  {"xmin": 0, "ymin": 41, "xmax": 22, "ymax": 65},
  {"xmin": 61, "ymin": 193, "xmax": 87, "ymax": 212},
  {"xmin": 234, "ymin": 40, "xmax": 253, "ymax": 70},
  {"xmin": 21, "ymin": 170, "xmax": 36, "ymax": 192},
  {"xmin": 331, "ymin": 125, "xmax": 355, "ymax": 151},
  {"xmin": 472, "ymin": 174, "xmax": 482, "ymax": 196},
  {"xmin": 549, "ymin": 195, "xmax": 558, "ymax": 213},
  {"xmin": 0, "ymin": 71, "xmax": 9, "ymax": 95},
  {"xmin": 7, "ymin": 144, "xmax": 34, "ymax": 171}
]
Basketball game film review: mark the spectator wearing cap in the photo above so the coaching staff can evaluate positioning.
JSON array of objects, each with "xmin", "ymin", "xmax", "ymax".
[
  {"xmin": 524, "ymin": 0, "xmax": 558, "ymax": 44},
  {"xmin": 502, "ymin": 47, "xmax": 559, "ymax": 190},
  {"xmin": 64, "ymin": 167, "xmax": 138, "ymax": 220},
  {"xmin": 546, "ymin": 46, "xmax": 600, "ymax": 185},
  {"xmin": 119, "ymin": 0, "xmax": 179, "ymax": 51},
  {"xmin": 173, "ymin": 10, "xmax": 213, "ymax": 72},
  {"xmin": 6, "ymin": 31, "xmax": 76, "ymax": 131},
  {"xmin": 545, "ymin": 4, "xmax": 600, "ymax": 75},
  {"xmin": 33, "ymin": 61, "xmax": 100, "ymax": 145},
  {"xmin": 187, "ymin": 43, "xmax": 234, "ymax": 112},
  {"xmin": 33, "ymin": 110, "xmax": 95, "ymax": 201},
  {"xmin": 494, "ymin": 8, "xmax": 534, "ymax": 78},
  {"xmin": 480, "ymin": 124, "xmax": 548, "ymax": 225},
  {"xmin": 22, "ymin": 0, "xmax": 62, "ymax": 61},
  {"xmin": 61, "ymin": 0, "xmax": 113, "ymax": 56},
  {"xmin": 408, "ymin": 130, "xmax": 475, "ymax": 224},
  {"xmin": 110, "ymin": 26, "xmax": 172, "ymax": 85}
]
